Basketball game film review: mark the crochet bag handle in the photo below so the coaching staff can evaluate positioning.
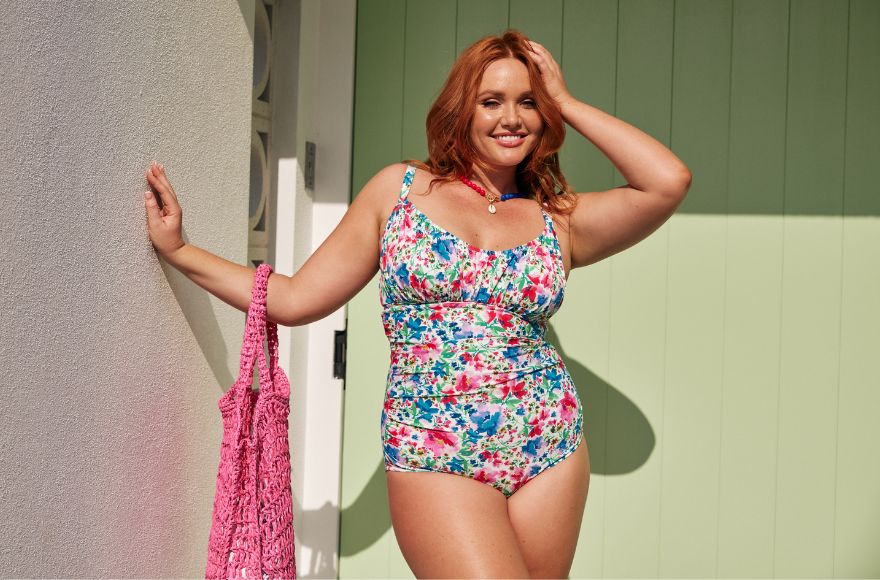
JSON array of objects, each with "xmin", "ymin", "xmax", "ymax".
[{"xmin": 234, "ymin": 263, "xmax": 286, "ymax": 400}]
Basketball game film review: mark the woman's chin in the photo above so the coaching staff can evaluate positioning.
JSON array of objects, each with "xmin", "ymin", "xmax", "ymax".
[{"xmin": 476, "ymin": 150, "xmax": 530, "ymax": 169}]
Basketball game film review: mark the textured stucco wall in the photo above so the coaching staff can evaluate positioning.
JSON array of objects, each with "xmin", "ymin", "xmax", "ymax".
[{"xmin": 0, "ymin": 1, "xmax": 256, "ymax": 575}]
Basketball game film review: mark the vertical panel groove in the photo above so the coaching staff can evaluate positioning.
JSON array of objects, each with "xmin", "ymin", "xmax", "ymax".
[
  {"xmin": 772, "ymin": 1, "xmax": 793, "ymax": 571},
  {"xmin": 831, "ymin": 1, "xmax": 852, "ymax": 574},
  {"xmin": 716, "ymin": 1, "xmax": 736, "ymax": 576},
  {"xmin": 604, "ymin": 0, "xmax": 623, "ymax": 575},
  {"xmin": 400, "ymin": 0, "xmax": 408, "ymax": 160},
  {"xmin": 656, "ymin": 3, "xmax": 677, "ymax": 573}
]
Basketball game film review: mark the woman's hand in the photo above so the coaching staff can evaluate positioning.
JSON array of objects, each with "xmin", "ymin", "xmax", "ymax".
[
  {"xmin": 143, "ymin": 161, "xmax": 186, "ymax": 258},
  {"xmin": 526, "ymin": 40, "xmax": 574, "ymax": 109}
]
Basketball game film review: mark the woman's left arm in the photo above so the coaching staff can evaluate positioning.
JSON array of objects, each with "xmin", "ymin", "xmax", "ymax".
[{"xmin": 528, "ymin": 41, "xmax": 692, "ymax": 268}]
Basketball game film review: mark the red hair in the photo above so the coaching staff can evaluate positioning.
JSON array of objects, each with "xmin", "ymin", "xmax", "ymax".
[{"xmin": 404, "ymin": 29, "xmax": 576, "ymax": 216}]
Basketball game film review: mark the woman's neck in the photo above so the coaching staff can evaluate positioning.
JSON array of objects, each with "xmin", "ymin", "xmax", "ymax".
[{"xmin": 470, "ymin": 165, "xmax": 518, "ymax": 196}]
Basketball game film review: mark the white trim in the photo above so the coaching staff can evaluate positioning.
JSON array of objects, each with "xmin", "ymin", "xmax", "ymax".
[{"xmin": 272, "ymin": 0, "xmax": 357, "ymax": 575}]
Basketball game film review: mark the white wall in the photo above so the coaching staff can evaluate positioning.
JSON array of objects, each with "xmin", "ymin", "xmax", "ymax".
[{"xmin": 0, "ymin": 1, "xmax": 256, "ymax": 575}]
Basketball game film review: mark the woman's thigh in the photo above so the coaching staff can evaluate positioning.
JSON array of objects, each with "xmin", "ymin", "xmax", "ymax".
[
  {"xmin": 386, "ymin": 470, "xmax": 531, "ymax": 578},
  {"xmin": 507, "ymin": 435, "xmax": 590, "ymax": 578}
]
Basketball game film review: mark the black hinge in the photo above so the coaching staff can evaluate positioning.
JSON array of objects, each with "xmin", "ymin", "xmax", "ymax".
[{"xmin": 333, "ymin": 329, "xmax": 347, "ymax": 382}]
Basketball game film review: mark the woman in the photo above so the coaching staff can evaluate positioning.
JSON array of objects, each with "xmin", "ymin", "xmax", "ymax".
[{"xmin": 144, "ymin": 30, "xmax": 690, "ymax": 579}]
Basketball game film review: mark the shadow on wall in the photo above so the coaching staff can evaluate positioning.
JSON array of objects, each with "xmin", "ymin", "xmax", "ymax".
[{"xmin": 334, "ymin": 322, "xmax": 655, "ymax": 558}]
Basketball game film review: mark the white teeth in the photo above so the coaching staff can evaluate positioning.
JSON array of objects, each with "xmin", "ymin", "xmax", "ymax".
[{"xmin": 495, "ymin": 135, "xmax": 523, "ymax": 142}]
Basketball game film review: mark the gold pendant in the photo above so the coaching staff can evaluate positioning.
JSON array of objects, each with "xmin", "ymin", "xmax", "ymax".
[{"xmin": 486, "ymin": 193, "xmax": 499, "ymax": 214}]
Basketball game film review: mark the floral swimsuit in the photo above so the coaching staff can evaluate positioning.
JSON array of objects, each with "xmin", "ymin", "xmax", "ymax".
[{"xmin": 379, "ymin": 165, "xmax": 584, "ymax": 498}]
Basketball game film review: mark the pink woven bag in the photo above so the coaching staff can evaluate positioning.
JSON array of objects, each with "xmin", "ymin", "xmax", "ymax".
[{"xmin": 205, "ymin": 263, "xmax": 297, "ymax": 579}]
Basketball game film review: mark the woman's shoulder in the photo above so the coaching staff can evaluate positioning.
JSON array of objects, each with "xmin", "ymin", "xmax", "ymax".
[{"xmin": 352, "ymin": 163, "xmax": 414, "ymax": 226}]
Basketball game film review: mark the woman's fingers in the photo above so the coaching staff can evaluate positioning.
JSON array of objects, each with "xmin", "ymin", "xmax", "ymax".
[
  {"xmin": 525, "ymin": 40, "xmax": 572, "ymax": 108},
  {"xmin": 155, "ymin": 164, "xmax": 180, "ymax": 203},
  {"xmin": 145, "ymin": 162, "xmax": 179, "ymax": 214},
  {"xmin": 144, "ymin": 189, "xmax": 164, "ymax": 223}
]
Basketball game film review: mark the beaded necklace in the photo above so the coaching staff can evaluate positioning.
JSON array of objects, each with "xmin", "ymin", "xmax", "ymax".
[{"xmin": 458, "ymin": 176, "xmax": 528, "ymax": 214}]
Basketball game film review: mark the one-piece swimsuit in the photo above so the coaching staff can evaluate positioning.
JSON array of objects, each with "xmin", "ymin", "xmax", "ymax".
[{"xmin": 379, "ymin": 164, "xmax": 584, "ymax": 498}]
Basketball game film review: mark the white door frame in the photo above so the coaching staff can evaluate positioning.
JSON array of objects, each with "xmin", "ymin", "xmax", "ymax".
[{"xmin": 271, "ymin": 0, "xmax": 357, "ymax": 576}]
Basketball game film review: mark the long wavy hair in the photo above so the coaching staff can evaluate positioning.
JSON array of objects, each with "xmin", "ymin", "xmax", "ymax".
[{"xmin": 404, "ymin": 29, "xmax": 577, "ymax": 216}]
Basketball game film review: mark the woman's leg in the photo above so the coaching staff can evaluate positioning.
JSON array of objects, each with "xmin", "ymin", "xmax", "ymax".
[
  {"xmin": 506, "ymin": 435, "xmax": 590, "ymax": 578},
  {"xmin": 386, "ymin": 470, "xmax": 531, "ymax": 578}
]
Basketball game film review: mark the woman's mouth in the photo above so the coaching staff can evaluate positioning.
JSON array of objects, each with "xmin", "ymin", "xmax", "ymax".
[{"xmin": 492, "ymin": 133, "xmax": 527, "ymax": 148}]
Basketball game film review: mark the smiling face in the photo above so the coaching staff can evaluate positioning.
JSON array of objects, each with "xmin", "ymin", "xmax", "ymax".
[{"xmin": 469, "ymin": 57, "xmax": 544, "ymax": 173}]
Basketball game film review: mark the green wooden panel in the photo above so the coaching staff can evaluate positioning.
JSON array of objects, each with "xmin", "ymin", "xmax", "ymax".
[
  {"xmin": 717, "ymin": 218, "xmax": 784, "ymax": 577},
  {"xmin": 776, "ymin": 216, "xmax": 842, "ymax": 577},
  {"xmin": 836, "ymin": 220, "xmax": 880, "ymax": 577},
  {"xmin": 728, "ymin": 0, "xmax": 788, "ymax": 216},
  {"xmin": 774, "ymin": 0, "xmax": 848, "ymax": 575},
  {"xmin": 656, "ymin": 1, "xmax": 729, "ymax": 575},
  {"xmin": 401, "ymin": 0, "xmax": 457, "ymax": 162},
  {"xmin": 560, "ymin": 0, "xmax": 619, "ymax": 194},
  {"xmin": 660, "ymin": 216, "xmax": 727, "ymax": 576},
  {"xmin": 602, "ymin": 1, "xmax": 674, "ymax": 577},
  {"xmin": 785, "ymin": 0, "xmax": 848, "ymax": 217},
  {"xmin": 717, "ymin": 3, "xmax": 789, "ymax": 575},
  {"xmin": 456, "ymin": 0, "xmax": 509, "ymax": 55},
  {"xmin": 350, "ymin": 0, "xmax": 406, "ymax": 196},
  {"xmin": 672, "ymin": 0, "xmax": 730, "ymax": 215},
  {"xmin": 508, "ymin": 0, "xmax": 563, "ymax": 56},
  {"xmin": 835, "ymin": 1, "xmax": 880, "ymax": 576},
  {"xmin": 845, "ymin": 0, "xmax": 880, "ymax": 216}
]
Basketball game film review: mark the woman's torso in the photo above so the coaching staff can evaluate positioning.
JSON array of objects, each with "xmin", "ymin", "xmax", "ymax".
[{"xmin": 378, "ymin": 164, "xmax": 569, "ymax": 400}]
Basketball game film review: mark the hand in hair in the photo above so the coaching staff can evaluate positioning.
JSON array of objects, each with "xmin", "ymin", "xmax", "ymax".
[{"xmin": 525, "ymin": 41, "xmax": 573, "ymax": 108}]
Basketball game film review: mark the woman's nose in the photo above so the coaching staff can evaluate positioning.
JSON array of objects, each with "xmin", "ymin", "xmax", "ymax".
[{"xmin": 501, "ymin": 103, "xmax": 521, "ymax": 128}]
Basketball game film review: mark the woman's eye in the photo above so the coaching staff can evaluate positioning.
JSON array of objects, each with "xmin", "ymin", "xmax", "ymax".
[
  {"xmin": 481, "ymin": 100, "xmax": 500, "ymax": 108},
  {"xmin": 521, "ymin": 100, "xmax": 536, "ymax": 108}
]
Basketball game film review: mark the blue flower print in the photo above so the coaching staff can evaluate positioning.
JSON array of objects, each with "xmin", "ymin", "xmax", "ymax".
[
  {"xmin": 406, "ymin": 316, "xmax": 427, "ymax": 336},
  {"xmin": 432, "ymin": 238, "xmax": 455, "ymax": 262},
  {"xmin": 524, "ymin": 437, "xmax": 544, "ymax": 457},
  {"xmin": 415, "ymin": 398, "xmax": 439, "ymax": 422},
  {"xmin": 470, "ymin": 409, "xmax": 502, "ymax": 436},
  {"xmin": 394, "ymin": 262, "xmax": 409, "ymax": 282}
]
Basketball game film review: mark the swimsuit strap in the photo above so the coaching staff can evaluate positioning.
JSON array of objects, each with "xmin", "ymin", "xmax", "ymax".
[{"xmin": 399, "ymin": 164, "xmax": 416, "ymax": 201}]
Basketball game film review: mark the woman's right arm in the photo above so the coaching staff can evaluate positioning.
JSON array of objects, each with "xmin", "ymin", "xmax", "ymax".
[{"xmin": 144, "ymin": 161, "xmax": 407, "ymax": 327}]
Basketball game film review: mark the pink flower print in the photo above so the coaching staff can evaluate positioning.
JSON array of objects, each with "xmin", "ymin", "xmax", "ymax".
[
  {"xmin": 560, "ymin": 389, "xmax": 579, "ymax": 422},
  {"xmin": 409, "ymin": 273, "xmax": 429, "ymax": 295},
  {"xmin": 436, "ymin": 430, "xmax": 459, "ymax": 451},
  {"xmin": 439, "ymin": 393, "xmax": 459, "ymax": 405},
  {"xmin": 473, "ymin": 467, "xmax": 499, "ymax": 485},
  {"xmin": 471, "ymin": 353, "xmax": 489, "ymax": 373},
  {"xmin": 510, "ymin": 465, "xmax": 526, "ymax": 485},
  {"xmin": 454, "ymin": 372, "xmax": 481, "ymax": 394},
  {"xmin": 511, "ymin": 379, "xmax": 528, "ymax": 400},
  {"xmin": 488, "ymin": 309, "xmax": 514, "ymax": 328},
  {"xmin": 387, "ymin": 423, "xmax": 413, "ymax": 448},
  {"xmin": 527, "ymin": 407, "xmax": 552, "ymax": 438},
  {"xmin": 492, "ymin": 381, "xmax": 512, "ymax": 400},
  {"xmin": 412, "ymin": 337, "xmax": 441, "ymax": 362},
  {"xmin": 424, "ymin": 431, "xmax": 450, "ymax": 456},
  {"xmin": 522, "ymin": 284, "xmax": 538, "ymax": 302}
]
